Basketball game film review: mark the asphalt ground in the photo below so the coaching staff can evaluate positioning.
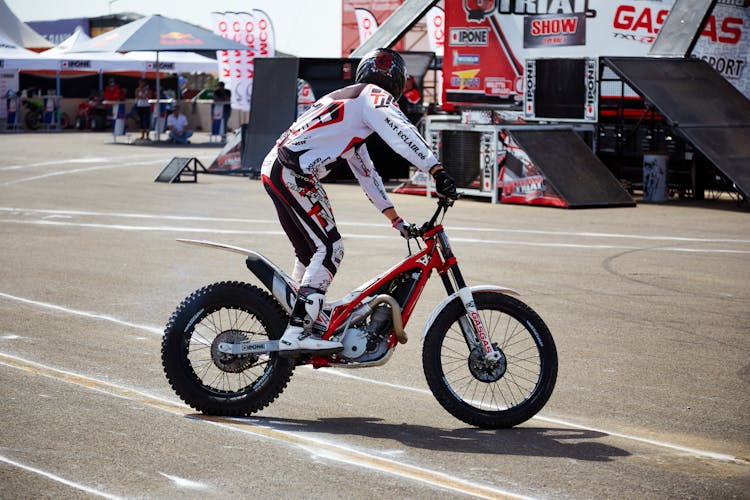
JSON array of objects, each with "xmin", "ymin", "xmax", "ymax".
[{"xmin": 1, "ymin": 131, "xmax": 749, "ymax": 499}]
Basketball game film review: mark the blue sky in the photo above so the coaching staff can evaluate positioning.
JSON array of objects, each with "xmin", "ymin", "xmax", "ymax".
[{"xmin": 5, "ymin": 0, "xmax": 343, "ymax": 57}]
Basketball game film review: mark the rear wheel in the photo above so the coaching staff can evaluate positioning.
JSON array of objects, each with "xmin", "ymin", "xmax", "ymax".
[
  {"xmin": 423, "ymin": 292, "xmax": 557, "ymax": 428},
  {"xmin": 24, "ymin": 110, "xmax": 41, "ymax": 130},
  {"xmin": 162, "ymin": 281, "xmax": 294, "ymax": 416},
  {"xmin": 90, "ymin": 114, "xmax": 105, "ymax": 131}
]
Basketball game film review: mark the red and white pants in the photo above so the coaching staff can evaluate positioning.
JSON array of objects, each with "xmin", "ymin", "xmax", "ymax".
[{"xmin": 261, "ymin": 157, "xmax": 343, "ymax": 292}]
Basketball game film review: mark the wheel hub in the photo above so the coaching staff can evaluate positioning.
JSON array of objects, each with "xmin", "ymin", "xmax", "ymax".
[
  {"xmin": 468, "ymin": 345, "xmax": 507, "ymax": 382},
  {"xmin": 210, "ymin": 330, "xmax": 257, "ymax": 373}
]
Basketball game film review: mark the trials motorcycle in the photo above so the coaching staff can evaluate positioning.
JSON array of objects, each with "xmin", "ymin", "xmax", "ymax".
[{"xmin": 161, "ymin": 198, "xmax": 557, "ymax": 428}]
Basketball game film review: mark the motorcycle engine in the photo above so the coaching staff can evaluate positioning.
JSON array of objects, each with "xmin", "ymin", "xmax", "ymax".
[{"xmin": 339, "ymin": 305, "xmax": 392, "ymax": 361}]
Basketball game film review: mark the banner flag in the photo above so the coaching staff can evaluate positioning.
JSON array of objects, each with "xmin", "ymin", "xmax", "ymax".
[
  {"xmin": 226, "ymin": 12, "xmax": 247, "ymax": 111},
  {"xmin": 238, "ymin": 11, "xmax": 255, "ymax": 112},
  {"xmin": 213, "ymin": 10, "xmax": 279, "ymax": 112},
  {"xmin": 354, "ymin": 8, "xmax": 379, "ymax": 45},
  {"xmin": 425, "ymin": 6, "xmax": 445, "ymax": 56},
  {"xmin": 253, "ymin": 9, "xmax": 276, "ymax": 58},
  {"xmin": 211, "ymin": 12, "xmax": 232, "ymax": 86}
]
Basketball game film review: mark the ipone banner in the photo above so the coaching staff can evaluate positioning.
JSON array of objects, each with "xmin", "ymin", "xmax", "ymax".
[{"xmin": 443, "ymin": 0, "xmax": 750, "ymax": 109}]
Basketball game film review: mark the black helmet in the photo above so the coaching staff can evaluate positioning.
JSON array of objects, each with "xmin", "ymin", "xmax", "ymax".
[{"xmin": 355, "ymin": 48, "xmax": 406, "ymax": 99}]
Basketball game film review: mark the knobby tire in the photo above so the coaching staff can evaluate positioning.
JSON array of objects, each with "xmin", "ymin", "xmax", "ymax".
[
  {"xmin": 423, "ymin": 292, "xmax": 557, "ymax": 428},
  {"xmin": 161, "ymin": 281, "xmax": 294, "ymax": 416}
]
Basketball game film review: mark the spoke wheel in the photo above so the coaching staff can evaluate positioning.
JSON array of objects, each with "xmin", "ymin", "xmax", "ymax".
[
  {"xmin": 423, "ymin": 292, "xmax": 557, "ymax": 428},
  {"xmin": 162, "ymin": 281, "xmax": 294, "ymax": 416}
]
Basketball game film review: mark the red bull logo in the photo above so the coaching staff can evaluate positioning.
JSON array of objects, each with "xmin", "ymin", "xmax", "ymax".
[
  {"xmin": 160, "ymin": 32, "xmax": 204, "ymax": 46},
  {"xmin": 93, "ymin": 32, "xmax": 120, "ymax": 47}
]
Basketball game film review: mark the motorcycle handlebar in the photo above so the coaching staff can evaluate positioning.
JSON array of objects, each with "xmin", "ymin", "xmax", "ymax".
[{"xmin": 409, "ymin": 195, "xmax": 459, "ymax": 239}]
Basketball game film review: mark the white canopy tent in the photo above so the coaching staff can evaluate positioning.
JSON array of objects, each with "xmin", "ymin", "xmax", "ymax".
[
  {"xmin": 0, "ymin": 34, "xmax": 57, "ymax": 124},
  {"xmin": 0, "ymin": 0, "xmax": 52, "ymax": 49},
  {"xmin": 0, "ymin": 34, "xmax": 57, "ymax": 70},
  {"xmin": 42, "ymin": 28, "xmax": 143, "ymax": 72},
  {"xmin": 122, "ymin": 51, "xmax": 218, "ymax": 74}
]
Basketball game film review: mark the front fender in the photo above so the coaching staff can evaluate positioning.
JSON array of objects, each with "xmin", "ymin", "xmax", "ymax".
[{"xmin": 420, "ymin": 285, "xmax": 518, "ymax": 340}]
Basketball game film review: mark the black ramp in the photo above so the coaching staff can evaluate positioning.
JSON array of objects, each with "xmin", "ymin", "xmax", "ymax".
[
  {"xmin": 648, "ymin": 0, "xmax": 716, "ymax": 57},
  {"xmin": 508, "ymin": 129, "xmax": 635, "ymax": 208},
  {"xmin": 242, "ymin": 58, "xmax": 299, "ymax": 177},
  {"xmin": 602, "ymin": 57, "xmax": 750, "ymax": 196}
]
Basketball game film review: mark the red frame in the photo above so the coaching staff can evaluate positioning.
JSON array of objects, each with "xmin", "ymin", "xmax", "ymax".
[{"xmin": 310, "ymin": 225, "xmax": 453, "ymax": 367}]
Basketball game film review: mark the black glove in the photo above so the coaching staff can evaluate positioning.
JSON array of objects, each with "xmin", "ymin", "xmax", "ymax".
[
  {"xmin": 432, "ymin": 168, "xmax": 457, "ymax": 199},
  {"xmin": 392, "ymin": 217, "xmax": 410, "ymax": 239}
]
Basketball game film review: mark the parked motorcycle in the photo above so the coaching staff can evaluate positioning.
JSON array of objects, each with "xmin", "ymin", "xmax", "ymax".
[
  {"xmin": 22, "ymin": 91, "xmax": 70, "ymax": 130},
  {"xmin": 161, "ymin": 198, "xmax": 558, "ymax": 428},
  {"xmin": 74, "ymin": 94, "xmax": 110, "ymax": 131}
]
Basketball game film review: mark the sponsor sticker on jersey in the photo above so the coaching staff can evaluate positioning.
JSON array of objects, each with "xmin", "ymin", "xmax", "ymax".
[{"xmin": 370, "ymin": 87, "xmax": 395, "ymax": 108}]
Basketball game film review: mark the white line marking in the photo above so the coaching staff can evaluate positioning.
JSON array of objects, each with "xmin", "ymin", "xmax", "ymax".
[
  {"xmin": 2, "ymin": 206, "xmax": 748, "ymax": 244},
  {"xmin": 0, "ymin": 292, "xmax": 162, "ymax": 335},
  {"xmin": 0, "ymin": 153, "xmax": 169, "ymax": 171},
  {"xmin": 2, "ymin": 217, "xmax": 747, "ymax": 254},
  {"xmin": 0, "ymin": 454, "xmax": 122, "ymax": 499},
  {"xmin": 0, "ymin": 218, "xmax": 287, "ymax": 236},
  {"xmin": 0, "ymin": 352, "xmax": 530, "ymax": 500},
  {"xmin": 158, "ymin": 472, "xmax": 210, "ymax": 490},
  {"xmin": 534, "ymin": 416, "xmax": 741, "ymax": 463},
  {"xmin": 306, "ymin": 368, "xmax": 743, "ymax": 463},
  {"xmin": 2, "ymin": 165, "xmax": 122, "ymax": 186},
  {"xmin": 0, "ymin": 158, "xmax": 110, "ymax": 171},
  {"xmin": 1, "ymin": 161, "xmax": 167, "ymax": 186},
  {"xmin": 0, "ymin": 293, "xmax": 744, "ymax": 464}
]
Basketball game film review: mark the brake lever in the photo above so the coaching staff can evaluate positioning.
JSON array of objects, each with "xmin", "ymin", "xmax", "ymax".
[{"xmin": 404, "ymin": 224, "xmax": 422, "ymax": 255}]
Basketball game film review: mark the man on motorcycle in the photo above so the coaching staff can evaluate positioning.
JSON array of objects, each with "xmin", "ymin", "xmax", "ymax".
[{"xmin": 261, "ymin": 48, "xmax": 457, "ymax": 357}]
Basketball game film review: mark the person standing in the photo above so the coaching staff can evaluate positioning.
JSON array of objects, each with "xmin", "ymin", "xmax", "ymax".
[
  {"xmin": 103, "ymin": 78, "xmax": 124, "ymax": 102},
  {"xmin": 135, "ymin": 79, "xmax": 152, "ymax": 142},
  {"xmin": 213, "ymin": 81, "xmax": 232, "ymax": 142}
]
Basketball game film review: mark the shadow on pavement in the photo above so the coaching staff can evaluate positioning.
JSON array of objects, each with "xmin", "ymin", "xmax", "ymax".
[{"xmin": 220, "ymin": 415, "xmax": 631, "ymax": 462}]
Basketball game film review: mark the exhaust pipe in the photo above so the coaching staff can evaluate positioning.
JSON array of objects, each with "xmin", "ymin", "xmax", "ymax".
[{"xmin": 334, "ymin": 294, "xmax": 408, "ymax": 344}]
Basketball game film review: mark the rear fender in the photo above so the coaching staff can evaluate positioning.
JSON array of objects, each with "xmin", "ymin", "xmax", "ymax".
[
  {"xmin": 421, "ymin": 285, "xmax": 518, "ymax": 340},
  {"xmin": 176, "ymin": 239, "xmax": 297, "ymax": 314}
]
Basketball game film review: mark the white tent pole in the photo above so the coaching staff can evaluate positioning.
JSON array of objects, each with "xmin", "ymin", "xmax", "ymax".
[
  {"xmin": 155, "ymin": 50, "xmax": 161, "ymax": 141},
  {"xmin": 55, "ymin": 68, "xmax": 61, "ymax": 131}
]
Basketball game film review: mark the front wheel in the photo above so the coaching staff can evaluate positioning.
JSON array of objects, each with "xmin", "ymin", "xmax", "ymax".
[
  {"xmin": 161, "ymin": 281, "xmax": 294, "ymax": 416},
  {"xmin": 423, "ymin": 292, "xmax": 557, "ymax": 428}
]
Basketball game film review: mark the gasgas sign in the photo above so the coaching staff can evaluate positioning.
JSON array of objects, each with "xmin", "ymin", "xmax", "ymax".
[{"xmin": 443, "ymin": 0, "xmax": 750, "ymax": 110}]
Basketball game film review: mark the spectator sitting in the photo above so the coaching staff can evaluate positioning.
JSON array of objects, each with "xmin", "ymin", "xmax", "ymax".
[
  {"xmin": 103, "ymin": 78, "xmax": 124, "ymax": 102},
  {"xmin": 166, "ymin": 106, "xmax": 193, "ymax": 144}
]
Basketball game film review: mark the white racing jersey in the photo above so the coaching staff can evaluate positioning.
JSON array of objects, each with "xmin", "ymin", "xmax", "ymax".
[{"xmin": 264, "ymin": 83, "xmax": 440, "ymax": 212}]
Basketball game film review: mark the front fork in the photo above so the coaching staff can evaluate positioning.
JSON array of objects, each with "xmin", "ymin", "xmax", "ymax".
[
  {"xmin": 436, "ymin": 232, "xmax": 500, "ymax": 364},
  {"xmin": 456, "ymin": 288, "xmax": 502, "ymax": 363}
]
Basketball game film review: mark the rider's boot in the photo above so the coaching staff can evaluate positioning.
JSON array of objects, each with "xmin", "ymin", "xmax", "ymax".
[{"xmin": 278, "ymin": 286, "xmax": 343, "ymax": 358}]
